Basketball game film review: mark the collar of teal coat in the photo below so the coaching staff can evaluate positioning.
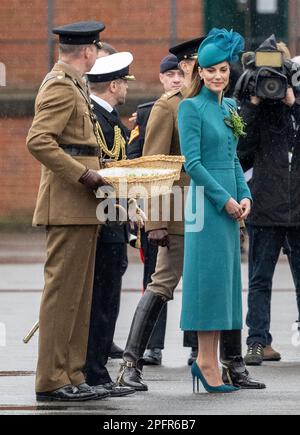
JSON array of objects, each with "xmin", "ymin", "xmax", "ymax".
[{"xmin": 200, "ymin": 85, "xmax": 224, "ymax": 105}]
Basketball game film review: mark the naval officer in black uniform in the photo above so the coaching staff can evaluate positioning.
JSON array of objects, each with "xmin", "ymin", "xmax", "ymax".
[{"xmin": 84, "ymin": 52, "xmax": 136, "ymax": 397}]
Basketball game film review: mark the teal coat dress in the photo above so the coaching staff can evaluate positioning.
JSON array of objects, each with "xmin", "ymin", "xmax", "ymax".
[{"xmin": 178, "ymin": 86, "xmax": 251, "ymax": 331}]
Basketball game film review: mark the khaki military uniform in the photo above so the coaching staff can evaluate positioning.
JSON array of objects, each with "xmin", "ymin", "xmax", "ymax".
[
  {"xmin": 27, "ymin": 61, "xmax": 102, "ymax": 393},
  {"xmin": 142, "ymin": 89, "xmax": 187, "ymax": 300},
  {"xmin": 144, "ymin": 89, "xmax": 189, "ymax": 236}
]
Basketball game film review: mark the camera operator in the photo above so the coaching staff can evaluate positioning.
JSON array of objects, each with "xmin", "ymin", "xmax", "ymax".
[{"xmin": 236, "ymin": 35, "xmax": 300, "ymax": 366}]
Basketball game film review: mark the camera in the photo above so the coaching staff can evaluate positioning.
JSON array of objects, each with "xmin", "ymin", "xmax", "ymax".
[{"xmin": 234, "ymin": 35, "xmax": 300, "ymax": 101}]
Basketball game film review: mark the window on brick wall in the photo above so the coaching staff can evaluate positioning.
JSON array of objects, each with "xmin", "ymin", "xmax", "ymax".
[
  {"xmin": 0, "ymin": 63, "xmax": 6, "ymax": 87},
  {"xmin": 257, "ymin": 0, "xmax": 278, "ymax": 14}
]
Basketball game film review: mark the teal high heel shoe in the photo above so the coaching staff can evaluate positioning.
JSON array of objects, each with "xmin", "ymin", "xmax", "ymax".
[{"xmin": 192, "ymin": 362, "xmax": 239, "ymax": 394}]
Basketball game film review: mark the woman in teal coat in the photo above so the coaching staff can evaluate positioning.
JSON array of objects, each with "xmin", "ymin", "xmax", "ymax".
[{"xmin": 178, "ymin": 29, "xmax": 252, "ymax": 393}]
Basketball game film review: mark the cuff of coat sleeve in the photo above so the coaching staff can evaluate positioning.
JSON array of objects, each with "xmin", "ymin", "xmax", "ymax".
[
  {"xmin": 238, "ymin": 195, "xmax": 253, "ymax": 204},
  {"xmin": 215, "ymin": 192, "xmax": 232, "ymax": 214},
  {"xmin": 145, "ymin": 221, "xmax": 168, "ymax": 233},
  {"xmin": 57, "ymin": 161, "xmax": 87, "ymax": 185},
  {"xmin": 73, "ymin": 164, "xmax": 89, "ymax": 183}
]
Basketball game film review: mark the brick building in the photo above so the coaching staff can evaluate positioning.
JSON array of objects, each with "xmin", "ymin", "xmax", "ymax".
[
  {"xmin": 0, "ymin": 0, "xmax": 300, "ymax": 222},
  {"xmin": 0, "ymin": 0, "xmax": 204, "ymax": 222}
]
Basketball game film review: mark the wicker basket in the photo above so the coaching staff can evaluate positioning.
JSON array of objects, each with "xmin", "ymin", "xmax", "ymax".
[
  {"xmin": 105, "ymin": 155, "xmax": 185, "ymax": 180},
  {"xmin": 95, "ymin": 167, "xmax": 178, "ymax": 199}
]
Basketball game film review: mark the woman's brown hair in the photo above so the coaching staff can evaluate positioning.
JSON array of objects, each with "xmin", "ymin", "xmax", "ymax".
[{"xmin": 185, "ymin": 62, "xmax": 204, "ymax": 99}]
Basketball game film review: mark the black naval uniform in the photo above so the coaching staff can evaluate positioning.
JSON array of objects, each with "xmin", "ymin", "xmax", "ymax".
[
  {"xmin": 85, "ymin": 98, "xmax": 129, "ymax": 386},
  {"xmin": 128, "ymin": 101, "xmax": 155, "ymax": 159}
]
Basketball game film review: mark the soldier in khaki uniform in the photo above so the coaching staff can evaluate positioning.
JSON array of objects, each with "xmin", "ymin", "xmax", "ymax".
[
  {"xmin": 27, "ymin": 21, "xmax": 110, "ymax": 402},
  {"xmin": 117, "ymin": 38, "xmax": 266, "ymax": 392}
]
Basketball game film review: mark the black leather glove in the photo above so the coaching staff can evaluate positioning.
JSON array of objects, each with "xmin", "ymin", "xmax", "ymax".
[
  {"xmin": 79, "ymin": 169, "xmax": 110, "ymax": 190},
  {"xmin": 148, "ymin": 229, "xmax": 170, "ymax": 249}
]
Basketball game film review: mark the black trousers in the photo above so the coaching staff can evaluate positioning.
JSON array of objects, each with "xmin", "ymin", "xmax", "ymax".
[
  {"xmin": 85, "ymin": 240, "xmax": 128, "ymax": 386},
  {"xmin": 246, "ymin": 225, "xmax": 300, "ymax": 347}
]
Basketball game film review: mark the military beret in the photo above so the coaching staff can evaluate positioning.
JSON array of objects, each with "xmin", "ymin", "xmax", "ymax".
[
  {"xmin": 198, "ymin": 28, "xmax": 245, "ymax": 68},
  {"xmin": 53, "ymin": 21, "xmax": 105, "ymax": 47},
  {"xmin": 160, "ymin": 54, "xmax": 179, "ymax": 74},
  {"xmin": 169, "ymin": 37, "xmax": 206, "ymax": 62},
  {"xmin": 87, "ymin": 52, "xmax": 135, "ymax": 83}
]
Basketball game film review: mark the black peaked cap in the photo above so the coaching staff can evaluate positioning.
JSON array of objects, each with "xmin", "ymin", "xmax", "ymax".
[
  {"xmin": 169, "ymin": 37, "xmax": 206, "ymax": 62},
  {"xmin": 53, "ymin": 21, "xmax": 106, "ymax": 45}
]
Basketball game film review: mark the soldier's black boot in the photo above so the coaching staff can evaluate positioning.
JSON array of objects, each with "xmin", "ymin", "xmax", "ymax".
[
  {"xmin": 220, "ymin": 330, "xmax": 266, "ymax": 390},
  {"xmin": 222, "ymin": 357, "xmax": 266, "ymax": 389},
  {"xmin": 117, "ymin": 290, "xmax": 167, "ymax": 391}
]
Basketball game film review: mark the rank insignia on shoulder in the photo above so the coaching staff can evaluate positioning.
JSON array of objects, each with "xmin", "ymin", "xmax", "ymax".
[
  {"xmin": 162, "ymin": 89, "xmax": 180, "ymax": 100},
  {"xmin": 40, "ymin": 72, "xmax": 66, "ymax": 90},
  {"xmin": 129, "ymin": 125, "xmax": 140, "ymax": 144},
  {"xmin": 137, "ymin": 101, "xmax": 156, "ymax": 110}
]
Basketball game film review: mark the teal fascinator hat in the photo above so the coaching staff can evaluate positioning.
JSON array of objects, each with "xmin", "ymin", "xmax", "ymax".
[{"xmin": 198, "ymin": 28, "xmax": 245, "ymax": 68}]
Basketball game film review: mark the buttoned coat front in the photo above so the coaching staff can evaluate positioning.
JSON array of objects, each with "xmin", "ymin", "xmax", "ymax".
[{"xmin": 178, "ymin": 86, "xmax": 251, "ymax": 331}]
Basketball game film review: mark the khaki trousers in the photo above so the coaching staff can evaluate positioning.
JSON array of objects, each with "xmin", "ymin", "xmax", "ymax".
[
  {"xmin": 35, "ymin": 225, "xmax": 99, "ymax": 393},
  {"xmin": 148, "ymin": 235, "xmax": 184, "ymax": 301}
]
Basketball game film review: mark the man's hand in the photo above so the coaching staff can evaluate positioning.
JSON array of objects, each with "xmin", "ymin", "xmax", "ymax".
[
  {"xmin": 128, "ymin": 199, "xmax": 147, "ymax": 227},
  {"xmin": 129, "ymin": 112, "xmax": 137, "ymax": 124},
  {"xmin": 79, "ymin": 169, "xmax": 111, "ymax": 190},
  {"xmin": 148, "ymin": 229, "xmax": 169, "ymax": 248},
  {"xmin": 250, "ymin": 96, "xmax": 261, "ymax": 106},
  {"xmin": 282, "ymin": 87, "xmax": 296, "ymax": 107}
]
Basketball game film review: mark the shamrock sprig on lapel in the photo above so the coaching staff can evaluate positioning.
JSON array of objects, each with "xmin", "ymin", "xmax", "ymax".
[{"xmin": 224, "ymin": 109, "xmax": 247, "ymax": 139}]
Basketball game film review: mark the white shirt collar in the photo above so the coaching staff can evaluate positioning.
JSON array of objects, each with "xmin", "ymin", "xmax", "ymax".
[{"xmin": 90, "ymin": 94, "xmax": 114, "ymax": 113}]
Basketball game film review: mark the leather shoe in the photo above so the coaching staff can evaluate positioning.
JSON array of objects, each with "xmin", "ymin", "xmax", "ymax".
[
  {"xmin": 77, "ymin": 383, "xmax": 109, "ymax": 400},
  {"xmin": 263, "ymin": 346, "xmax": 281, "ymax": 361},
  {"xmin": 187, "ymin": 348, "xmax": 197, "ymax": 366},
  {"xmin": 99, "ymin": 382, "xmax": 136, "ymax": 397},
  {"xmin": 109, "ymin": 342, "xmax": 124, "ymax": 359},
  {"xmin": 36, "ymin": 384, "xmax": 98, "ymax": 402},
  {"xmin": 143, "ymin": 348, "xmax": 162, "ymax": 366},
  {"xmin": 222, "ymin": 357, "xmax": 266, "ymax": 390},
  {"xmin": 117, "ymin": 363, "xmax": 148, "ymax": 391}
]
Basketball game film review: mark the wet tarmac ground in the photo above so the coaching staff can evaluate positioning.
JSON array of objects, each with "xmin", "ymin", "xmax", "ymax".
[{"xmin": 0, "ymin": 232, "xmax": 300, "ymax": 415}]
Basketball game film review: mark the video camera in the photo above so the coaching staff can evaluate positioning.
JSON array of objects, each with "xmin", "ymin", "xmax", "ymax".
[{"xmin": 234, "ymin": 35, "xmax": 300, "ymax": 101}]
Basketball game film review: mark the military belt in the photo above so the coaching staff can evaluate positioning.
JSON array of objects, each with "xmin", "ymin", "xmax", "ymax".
[{"xmin": 60, "ymin": 144, "xmax": 100, "ymax": 157}]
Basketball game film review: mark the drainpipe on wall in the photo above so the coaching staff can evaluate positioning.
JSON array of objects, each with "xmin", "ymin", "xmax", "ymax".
[
  {"xmin": 48, "ymin": 0, "xmax": 55, "ymax": 70},
  {"xmin": 289, "ymin": 0, "xmax": 299, "ymax": 56},
  {"xmin": 244, "ymin": 0, "xmax": 252, "ymax": 51},
  {"xmin": 170, "ymin": 0, "xmax": 178, "ymax": 47}
]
